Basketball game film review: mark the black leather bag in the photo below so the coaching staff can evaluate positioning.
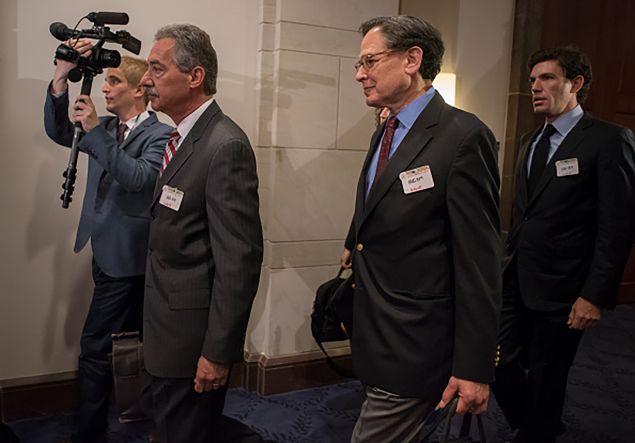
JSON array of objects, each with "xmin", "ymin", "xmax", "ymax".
[
  {"xmin": 412, "ymin": 397, "xmax": 488, "ymax": 443},
  {"xmin": 310, "ymin": 267, "xmax": 355, "ymax": 376}
]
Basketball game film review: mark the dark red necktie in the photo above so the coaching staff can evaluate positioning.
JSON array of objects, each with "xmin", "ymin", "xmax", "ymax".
[
  {"xmin": 374, "ymin": 115, "xmax": 398, "ymax": 183},
  {"xmin": 116, "ymin": 123, "xmax": 127, "ymax": 144}
]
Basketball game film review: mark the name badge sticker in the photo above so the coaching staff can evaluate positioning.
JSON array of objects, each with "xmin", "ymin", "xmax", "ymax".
[
  {"xmin": 159, "ymin": 185, "xmax": 184, "ymax": 211},
  {"xmin": 555, "ymin": 158, "xmax": 579, "ymax": 177},
  {"xmin": 399, "ymin": 165, "xmax": 434, "ymax": 195}
]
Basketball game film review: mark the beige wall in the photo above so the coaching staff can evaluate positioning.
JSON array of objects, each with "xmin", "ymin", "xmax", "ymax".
[
  {"xmin": 401, "ymin": 0, "xmax": 515, "ymax": 141},
  {"xmin": 0, "ymin": 0, "xmax": 514, "ymax": 380}
]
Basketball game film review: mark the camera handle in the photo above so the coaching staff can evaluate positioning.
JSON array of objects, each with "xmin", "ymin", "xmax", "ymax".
[{"xmin": 60, "ymin": 39, "xmax": 107, "ymax": 208}]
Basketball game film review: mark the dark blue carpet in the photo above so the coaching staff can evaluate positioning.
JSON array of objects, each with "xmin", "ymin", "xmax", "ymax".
[{"xmin": 6, "ymin": 305, "xmax": 635, "ymax": 442}]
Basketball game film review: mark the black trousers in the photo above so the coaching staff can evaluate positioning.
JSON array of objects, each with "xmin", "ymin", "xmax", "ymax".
[
  {"xmin": 150, "ymin": 376, "xmax": 228, "ymax": 443},
  {"xmin": 76, "ymin": 259, "xmax": 144, "ymax": 441},
  {"xmin": 492, "ymin": 265, "xmax": 583, "ymax": 443}
]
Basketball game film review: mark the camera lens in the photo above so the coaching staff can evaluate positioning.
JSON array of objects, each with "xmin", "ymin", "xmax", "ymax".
[
  {"xmin": 55, "ymin": 44, "xmax": 80, "ymax": 63},
  {"xmin": 97, "ymin": 49, "xmax": 121, "ymax": 69}
]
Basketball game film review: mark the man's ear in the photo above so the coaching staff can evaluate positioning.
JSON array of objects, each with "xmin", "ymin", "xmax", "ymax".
[
  {"xmin": 133, "ymin": 83, "xmax": 145, "ymax": 98},
  {"xmin": 404, "ymin": 46, "xmax": 423, "ymax": 75},
  {"xmin": 189, "ymin": 66, "xmax": 206, "ymax": 89},
  {"xmin": 570, "ymin": 75, "xmax": 584, "ymax": 95}
]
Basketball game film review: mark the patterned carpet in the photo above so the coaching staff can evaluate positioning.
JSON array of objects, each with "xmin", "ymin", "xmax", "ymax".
[{"xmin": 7, "ymin": 305, "xmax": 635, "ymax": 442}]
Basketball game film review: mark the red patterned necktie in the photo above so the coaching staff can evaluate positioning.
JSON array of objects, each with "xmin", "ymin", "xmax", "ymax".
[
  {"xmin": 374, "ymin": 115, "xmax": 398, "ymax": 183},
  {"xmin": 161, "ymin": 130, "xmax": 181, "ymax": 175}
]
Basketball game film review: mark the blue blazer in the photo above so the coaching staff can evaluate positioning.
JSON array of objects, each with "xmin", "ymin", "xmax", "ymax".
[{"xmin": 44, "ymin": 88, "xmax": 173, "ymax": 278}]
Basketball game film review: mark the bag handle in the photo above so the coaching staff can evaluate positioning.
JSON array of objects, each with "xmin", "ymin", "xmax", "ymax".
[
  {"xmin": 412, "ymin": 396, "xmax": 488, "ymax": 443},
  {"xmin": 315, "ymin": 266, "xmax": 353, "ymax": 378}
]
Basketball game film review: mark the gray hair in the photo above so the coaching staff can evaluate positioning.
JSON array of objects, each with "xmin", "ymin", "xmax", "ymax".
[
  {"xmin": 155, "ymin": 24, "xmax": 218, "ymax": 95},
  {"xmin": 359, "ymin": 15, "xmax": 444, "ymax": 81}
]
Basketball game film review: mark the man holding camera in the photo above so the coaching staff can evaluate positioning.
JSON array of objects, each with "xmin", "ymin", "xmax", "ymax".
[{"xmin": 44, "ymin": 39, "xmax": 172, "ymax": 443}]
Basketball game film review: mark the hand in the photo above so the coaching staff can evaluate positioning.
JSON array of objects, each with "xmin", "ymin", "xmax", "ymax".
[
  {"xmin": 51, "ymin": 39, "xmax": 93, "ymax": 95},
  {"xmin": 193, "ymin": 356, "xmax": 230, "ymax": 393},
  {"xmin": 567, "ymin": 297, "xmax": 601, "ymax": 330},
  {"xmin": 71, "ymin": 95, "xmax": 99, "ymax": 132},
  {"xmin": 340, "ymin": 248, "xmax": 352, "ymax": 269},
  {"xmin": 439, "ymin": 376, "xmax": 489, "ymax": 415}
]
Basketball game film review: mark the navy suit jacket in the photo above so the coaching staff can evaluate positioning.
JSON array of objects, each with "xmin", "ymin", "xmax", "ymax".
[
  {"xmin": 345, "ymin": 92, "xmax": 501, "ymax": 399},
  {"xmin": 507, "ymin": 114, "xmax": 635, "ymax": 311},
  {"xmin": 44, "ymin": 88, "xmax": 172, "ymax": 277}
]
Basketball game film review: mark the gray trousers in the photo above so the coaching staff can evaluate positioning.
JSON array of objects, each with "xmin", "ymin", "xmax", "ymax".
[{"xmin": 351, "ymin": 385, "xmax": 436, "ymax": 443}]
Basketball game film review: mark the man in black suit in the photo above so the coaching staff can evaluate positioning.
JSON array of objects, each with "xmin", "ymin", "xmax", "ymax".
[
  {"xmin": 341, "ymin": 15, "xmax": 501, "ymax": 442},
  {"xmin": 492, "ymin": 46, "xmax": 635, "ymax": 443},
  {"xmin": 140, "ymin": 24, "xmax": 263, "ymax": 443}
]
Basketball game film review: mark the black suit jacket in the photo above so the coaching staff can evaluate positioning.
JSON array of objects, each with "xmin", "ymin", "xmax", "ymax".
[
  {"xmin": 345, "ymin": 92, "xmax": 502, "ymax": 399},
  {"xmin": 143, "ymin": 101, "xmax": 263, "ymax": 378},
  {"xmin": 506, "ymin": 114, "xmax": 635, "ymax": 311}
]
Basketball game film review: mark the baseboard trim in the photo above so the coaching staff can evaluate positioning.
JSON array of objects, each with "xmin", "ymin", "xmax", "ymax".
[
  {"xmin": 0, "ymin": 371, "xmax": 78, "ymax": 422},
  {"xmin": 0, "ymin": 349, "xmax": 353, "ymax": 421}
]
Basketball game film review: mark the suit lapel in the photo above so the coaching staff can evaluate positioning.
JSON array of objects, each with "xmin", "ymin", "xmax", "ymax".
[
  {"xmin": 354, "ymin": 126, "xmax": 383, "ymax": 221},
  {"xmin": 151, "ymin": 101, "xmax": 222, "ymax": 207},
  {"xmin": 359, "ymin": 92, "xmax": 443, "ymax": 225},
  {"xmin": 528, "ymin": 115, "xmax": 592, "ymax": 205},
  {"xmin": 516, "ymin": 130, "xmax": 538, "ymax": 213},
  {"xmin": 119, "ymin": 113, "xmax": 157, "ymax": 150}
]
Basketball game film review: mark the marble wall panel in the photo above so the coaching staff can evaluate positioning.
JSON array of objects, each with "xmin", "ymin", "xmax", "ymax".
[
  {"xmin": 337, "ymin": 59, "xmax": 377, "ymax": 151},
  {"xmin": 265, "ymin": 148, "xmax": 365, "ymax": 242},
  {"xmin": 278, "ymin": 0, "xmax": 399, "ymax": 30},
  {"xmin": 277, "ymin": 22, "xmax": 359, "ymax": 57},
  {"xmin": 273, "ymin": 51, "xmax": 339, "ymax": 149}
]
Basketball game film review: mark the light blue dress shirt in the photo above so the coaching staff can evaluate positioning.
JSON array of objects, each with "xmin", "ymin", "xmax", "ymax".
[
  {"xmin": 527, "ymin": 105, "xmax": 584, "ymax": 173},
  {"xmin": 366, "ymin": 87, "xmax": 437, "ymax": 196}
]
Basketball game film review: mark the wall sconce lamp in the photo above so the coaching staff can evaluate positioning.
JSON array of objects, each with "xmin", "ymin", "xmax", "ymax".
[{"xmin": 433, "ymin": 73, "xmax": 456, "ymax": 106}]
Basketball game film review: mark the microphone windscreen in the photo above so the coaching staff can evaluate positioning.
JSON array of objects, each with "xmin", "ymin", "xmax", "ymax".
[
  {"xmin": 49, "ymin": 22, "xmax": 70, "ymax": 41},
  {"xmin": 91, "ymin": 12, "xmax": 129, "ymax": 25}
]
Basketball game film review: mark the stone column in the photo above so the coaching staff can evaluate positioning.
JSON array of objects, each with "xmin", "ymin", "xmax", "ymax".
[{"xmin": 245, "ymin": 0, "xmax": 398, "ymax": 394}]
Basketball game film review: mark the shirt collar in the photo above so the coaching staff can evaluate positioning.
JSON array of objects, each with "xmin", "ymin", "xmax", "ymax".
[
  {"xmin": 547, "ymin": 104, "xmax": 583, "ymax": 137},
  {"xmin": 175, "ymin": 98, "xmax": 215, "ymax": 141},
  {"xmin": 121, "ymin": 111, "xmax": 150, "ymax": 131},
  {"xmin": 392, "ymin": 86, "xmax": 436, "ymax": 130}
]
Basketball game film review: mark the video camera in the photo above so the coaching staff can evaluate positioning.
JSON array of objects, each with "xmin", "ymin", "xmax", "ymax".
[{"xmin": 50, "ymin": 12, "xmax": 142, "ymax": 82}]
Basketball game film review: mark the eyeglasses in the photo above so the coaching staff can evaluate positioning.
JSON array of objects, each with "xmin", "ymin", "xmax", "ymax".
[{"xmin": 354, "ymin": 50, "xmax": 395, "ymax": 72}]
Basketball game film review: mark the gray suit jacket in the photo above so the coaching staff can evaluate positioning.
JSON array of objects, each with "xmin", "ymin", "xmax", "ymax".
[
  {"xmin": 44, "ymin": 88, "xmax": 172, "ymax": 277},
  {"xmin": 143, "ymin": 100, "xmax": 263, "ymax": 378}
]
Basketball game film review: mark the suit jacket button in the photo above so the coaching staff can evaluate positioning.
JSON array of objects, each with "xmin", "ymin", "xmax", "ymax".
[
  {"xmin": 356, "ymin": 243, "xmax": 364, "ymax": 252},
  {"xmin": 523, "ymin": 217, "xmax": 529, "ymax": 221}
]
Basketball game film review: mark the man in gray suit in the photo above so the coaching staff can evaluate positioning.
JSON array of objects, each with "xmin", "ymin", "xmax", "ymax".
[
  {"xmin": 140, "ymin": 24, "xmax": 263, "ymax": 442},
  {"xmin": 44, "ymin": 42, "xmax": 172, "ymax": 442}
]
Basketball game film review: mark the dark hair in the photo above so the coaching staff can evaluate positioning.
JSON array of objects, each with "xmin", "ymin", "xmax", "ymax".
[
  {"xmin": 155, "ymin": 24, "xmax": 218, "ymax": 95},
  {"xmin": 359, "ymin": 15, "xmax": 444, "ymax": 81},
  {"xmin": 528, "ymin": 46, "xmax": 593, "ymax": 104}
]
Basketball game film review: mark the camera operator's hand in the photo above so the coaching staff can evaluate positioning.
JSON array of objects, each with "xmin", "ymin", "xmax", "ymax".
[
  {"xmin": 51, "ymin": 39, "xmax": 93, "ymax": 95},
  {"xmin": 72, "ymin": 95, "xmax": 99, "ymax": 133}
]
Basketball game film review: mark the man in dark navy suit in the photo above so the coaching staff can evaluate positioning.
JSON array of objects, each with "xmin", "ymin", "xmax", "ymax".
[
  {"xmin": 44, "ymin": 39, "xmax": 172, "ymax": 442},
  {"xmin": 342, "ymin": 16, "xmax": 501, "ymax": 442},
  {"xmin": 492, "ymin": 46, "xmax": 635, "ymax": 443}
]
